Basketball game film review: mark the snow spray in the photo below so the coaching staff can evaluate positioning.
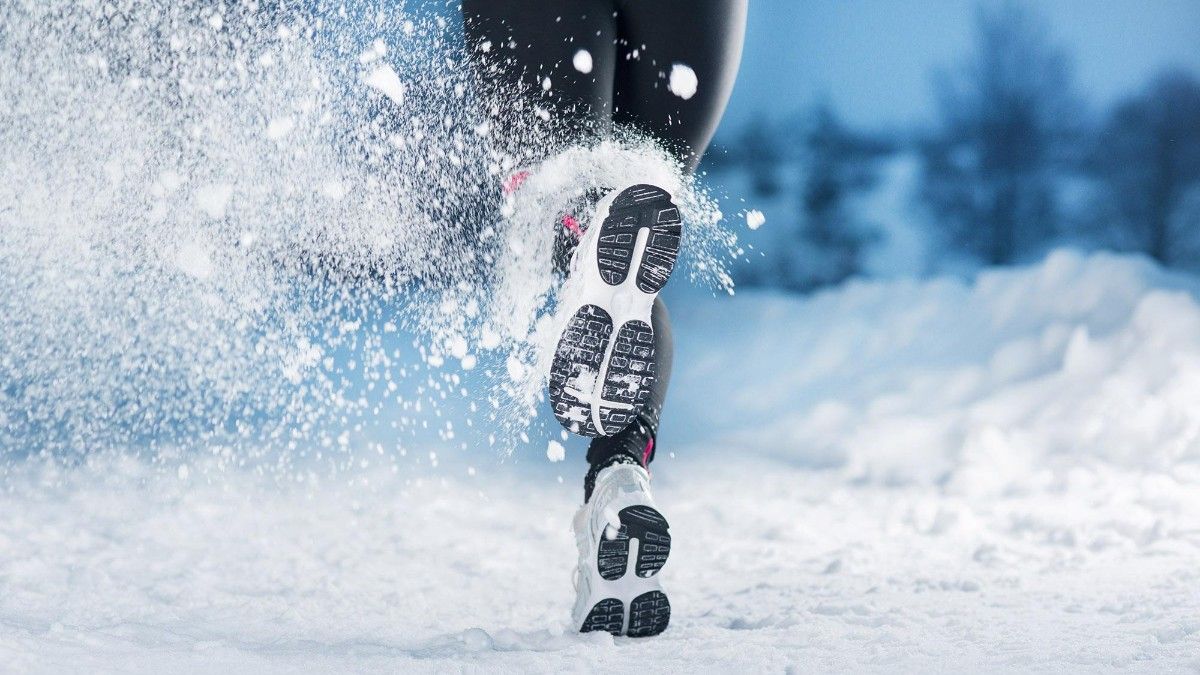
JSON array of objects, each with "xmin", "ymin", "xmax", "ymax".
[{"xmin": 0, "ymin": 1, "xmax": 735, "ymax": 472}]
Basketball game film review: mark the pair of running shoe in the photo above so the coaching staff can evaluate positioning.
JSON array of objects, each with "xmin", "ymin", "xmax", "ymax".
[{"xmin": 514, "ymin": 176, "xmax": 682, "ymax": 638}]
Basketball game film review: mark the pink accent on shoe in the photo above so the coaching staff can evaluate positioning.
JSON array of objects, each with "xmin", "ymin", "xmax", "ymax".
[
  {"xmin": 561, "ymin": 213, "xmax": 583, "ymax": 238},
  {"xmin": 641, "ymin": 437, "xmax": 654, "ymax": 466},
  {"xmin": 502, "ymin": 170, "xmax": 530, "ymax": 195}
]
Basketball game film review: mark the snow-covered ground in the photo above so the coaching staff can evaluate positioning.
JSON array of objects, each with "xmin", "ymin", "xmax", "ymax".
[{"xmin": 4, "ymin": 251, "xmax": 1200, "ymax": 672}]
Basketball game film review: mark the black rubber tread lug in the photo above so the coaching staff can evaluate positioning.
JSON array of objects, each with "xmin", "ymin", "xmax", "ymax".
[
  {"xmin": 597, "ymin": 406, "xmax": 635, "ymax": 437},
  {"xmin": 619, "ymin": 505, "xmax": 671, "ymax": 578},
  {"xmin": 597, "ymin": 185, "xmax": 682, "ymax": 289},
  {"xmin": 627, "ymin": 591, "xmax": 671, "ymax": 638},
  {"xmin": 636, "ymin": 217, "xmax": 682, "ymax": 294},
  {"xmin": 580, "ymin": 598, "xmax": 625, "ymax": 635},
  {"xmin": 596, "ymin": 524, "xmax": 630, "ymax": 581},
  {"xmin": 597, "ymin": 320, "xmax": 656, "ymax": 436},
  {"xmin": 610, "ymin": 184, "xmax": 673, "ymax": 210},
  {"xmin": 548, "ymin": 305, "xmax": 612, "ymax": 437},
  {"xmin": 596, "ymin": 212, "xmax": 640, "ymax": 286}
]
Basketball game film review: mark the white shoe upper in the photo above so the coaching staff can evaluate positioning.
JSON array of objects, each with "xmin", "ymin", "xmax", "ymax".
[{"xmin": 571, "ymin": 462, "xmax": 663, "ymax": 630}]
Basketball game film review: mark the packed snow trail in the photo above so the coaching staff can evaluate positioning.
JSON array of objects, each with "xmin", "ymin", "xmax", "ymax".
[
  {"xmin": 5, "ymin": 454, "xmax": 1194, "ymax": 673},
  {"xmin": 3, "ymin": 252, "xmax": 1200, "ymax": 672}
]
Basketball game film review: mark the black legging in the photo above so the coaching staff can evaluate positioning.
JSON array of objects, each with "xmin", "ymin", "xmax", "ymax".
[{"xmin": 463, "ymin": 0, "xmax": 746, "ymax": 460}]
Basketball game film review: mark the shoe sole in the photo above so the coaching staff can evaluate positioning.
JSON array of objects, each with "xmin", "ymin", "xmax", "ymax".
[
  {"xmin": 579, "ymin": 505, "xmax": 672, "ymax": 638},
  {"xmin": 548, "ymin": 185, "xmax": 682, "ymax": 437}
]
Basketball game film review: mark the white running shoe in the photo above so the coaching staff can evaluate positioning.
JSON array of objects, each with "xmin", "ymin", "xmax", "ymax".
[
  {"xmin": 548, "ymin": 184, "xmax": 683, "ymax": 438},
  {"xmin": 571, "ymin": 462, "xmax": 672, "ymax": 637}
]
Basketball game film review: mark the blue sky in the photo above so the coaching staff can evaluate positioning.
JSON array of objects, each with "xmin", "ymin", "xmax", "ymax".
[{"xmin": 719, "ymin": 0, "xmax": 1200, "ymax": 136}]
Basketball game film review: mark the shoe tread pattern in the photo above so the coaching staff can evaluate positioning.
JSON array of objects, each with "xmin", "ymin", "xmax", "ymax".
[
  {"xmin": 595, "ymin": 505, "xmax": 671, "ymax": 581},
  {"xmin": 596, "ymin": 524, "xmax": 630, "ymax": 581},
  {"xmin": 621, "ymin": 505, "xmax": 671, "ymax": 578},
  {"xmin": 580, "ymin": 507, "xmax": 672, "ymax": 637},
  {"xmin": 597, "ymin": 185, "xmax": 682, "ymax": 292},
  {"xmin": 627, "ymin": 591, "xmax": 671, "ymax": 637},
  {"xmin": 580, "ymin": 598, "xmax": 624, "ymax": 634},
  {"xmin": 548, "ymin": 305, "xmax": 612, "ymax": 436},
  {"xmin": 597, "ymin": 320, "xmax": 655, "ymax": 436}
]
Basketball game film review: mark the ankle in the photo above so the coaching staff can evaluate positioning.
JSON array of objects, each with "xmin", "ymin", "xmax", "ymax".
[
  {"xmin": 584, "ymin": 454, "xmax": 641, "ymax": 502},
  {"xmin": 583, "ymin": 414, "xmax": 657, "ymax": 502}
]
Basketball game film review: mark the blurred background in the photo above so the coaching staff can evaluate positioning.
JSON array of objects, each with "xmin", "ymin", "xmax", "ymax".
[{"xmin": 703, "ymin": 0, "xmax": 1200, "ymax": 291}]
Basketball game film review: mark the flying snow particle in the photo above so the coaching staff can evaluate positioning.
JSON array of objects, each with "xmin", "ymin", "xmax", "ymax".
[
  {"xmin": 506, "ymin": 356, "xmax": 526, "ymax": 380},
  {"xmin": 175, "ymin": 241, "xmax": 214, "ymax": 280},
  {"xmin": 321, "ymin": 180, "xmax": 347, "ymax": 201},
  {"xmin": 746, "ymin": 209, "xmax": 765, "ymax": 230},
  {"xmin": 364, "ymin": 64, "xmax": 405, "ymax": 107},
  {"xmin": 573, "ymin": 49, "xmax": 593, "ymax": 74},
  {"xmin": 668, "ymin": 63, "xmax": 697, "ymax": 100},
  {"xmin": 265, "ymin": 116, "xmax": 295, "ymax": 139},
  {"xmin": 547, "ymin": 440, "xmax": 565, "ymax": 462},
  {"xmin": 449, "ymin": 334, "xmax": 469, "ymax": 359},
  {"xmin": 479, "ymin": 40, "xmax": 492, "ymax": 53},
  {"xmin": 177, "ymin": 464, "xmax": 190, "ymax": 480},
  {"xmin": 479, "ymin": 327, "xmax": 501, "ymax": 350},
  {"xmin": 542, "ymin": 77, "xmax": 552, "ymax": 91},
  {"xmin": 194, "ymin": 183, "xmax": 233, "ymax": 219},
  {"xmin": 154, "ymin": 170, "xmax": 184, "ymax": 195},
  {"xmin": 358, "ymin": 39, "xmax": 387, "ymax": 64}
]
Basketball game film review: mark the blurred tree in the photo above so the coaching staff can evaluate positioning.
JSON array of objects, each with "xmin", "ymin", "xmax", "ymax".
[
  {"xmin": 1093, "ymin": 70, "xmax": 1200, "ymax": 265},
  {"xmin": 739, "ymin": 115, "xmax": 783, "ymax": 198},
  {"xmin": 922, "ymin": 3, "xmax": 1081, "ymax": 265},
  {"xmin": 781, "ymin": 103, "xmax": 878, "ymax": 290}
]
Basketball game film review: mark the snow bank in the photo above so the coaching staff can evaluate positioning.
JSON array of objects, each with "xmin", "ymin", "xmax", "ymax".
[{"xmin": 671, "ymin": 249, "xmax": 1200, "ymax": 489}]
